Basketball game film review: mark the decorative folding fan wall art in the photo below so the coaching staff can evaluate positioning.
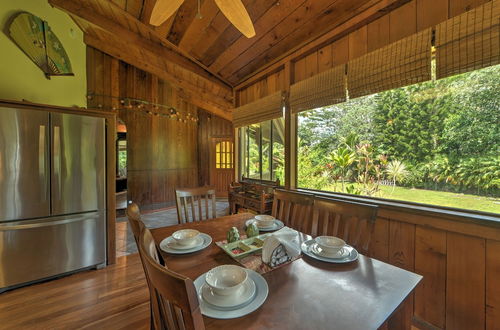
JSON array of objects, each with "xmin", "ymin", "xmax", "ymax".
[{"xmin": 6, "ymin": 12, "xmax": 73, "ymax": 78}]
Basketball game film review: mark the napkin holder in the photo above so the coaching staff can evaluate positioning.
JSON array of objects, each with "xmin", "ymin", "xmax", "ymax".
[
  {"xmin": 269, "ymin": 243, "xmax": 292, "ymax": 267},
  {"xmin": 261, "ymin": 227, "xmax": 300, "ymax": 268}
]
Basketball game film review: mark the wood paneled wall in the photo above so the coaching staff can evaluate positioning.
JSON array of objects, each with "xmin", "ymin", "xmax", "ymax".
[
  {"xmin": 237, "ymin": 68, "xmax": 287, "ymax": 106},
  {"xmin": 87, "ymin": 47, "xmax": 230, "ymax": 210},
  {"xmin": 368, "ymin": 207, "xmax": 500, "ymax": 329},
  {"xmin": 197, "ymin": 110, "xmax": 234, "ymax": 187},
  {"xmin": 235, "ymin": 0, "xmax": 490, "ymax": 103}
]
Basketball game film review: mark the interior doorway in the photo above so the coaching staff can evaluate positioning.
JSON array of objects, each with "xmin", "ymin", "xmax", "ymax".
[{"xmin": 116, "ymin": 119, "xmax": 127, "ymax": 212}]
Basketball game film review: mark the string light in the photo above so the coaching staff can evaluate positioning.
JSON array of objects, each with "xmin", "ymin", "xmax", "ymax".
[{"xmin": 86, "ymin": 92, "xmax": 199, "ymax": 123}]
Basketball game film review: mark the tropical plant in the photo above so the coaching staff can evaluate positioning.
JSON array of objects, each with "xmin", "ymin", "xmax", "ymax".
[
  {"xmin": 386, "ymin": 160, "xmax": 409, "ymax": 193},
  {"xmin": 345, "ymin": 184, "xmax": 362, "ymax": 195},
  {"xmin": 354, "ymin": 143, "xmax": 384, "ymax": 196},
  {"xmin": 330, "ymin": 146, "xmax": 356, "ymax": 192}
]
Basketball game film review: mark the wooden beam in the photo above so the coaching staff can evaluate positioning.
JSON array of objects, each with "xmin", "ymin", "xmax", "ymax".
[
  {"xmin": 84, "ymin": 34, "xmax": 232, "ymax": 121},
  {"xmin": 48, "ymin": 0, "xmax": 233, "ymax": 91},
  {"xmin": 235, "ymin": 0, "xmax": 410, "ymax": 90},
  {"xmin": 139, "ymin": 0, "xmax": 156, "ymax": 24}
]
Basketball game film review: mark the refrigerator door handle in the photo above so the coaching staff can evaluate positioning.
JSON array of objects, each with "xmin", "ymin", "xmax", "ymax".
[
  {"xmin": 0, "ymin": 213, "xmax": 99, "ymax": 231},
  {"xmin": 53, "ymin": 125, "xmax": 61, "ymax": 200},
  {"xmin": 38, "ymin": 125, "xmax": 47, "ymax": 202}
]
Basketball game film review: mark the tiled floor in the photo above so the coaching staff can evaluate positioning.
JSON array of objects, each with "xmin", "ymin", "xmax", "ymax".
[{"xmin": 116, "ymin": 200, "xmax": 230, "ymax": 257}]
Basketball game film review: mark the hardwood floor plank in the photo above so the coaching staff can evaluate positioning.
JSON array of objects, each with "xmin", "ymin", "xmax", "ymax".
[{"xmin": 0, "ymin": 254, "xmax": 149, "ymax": 329}]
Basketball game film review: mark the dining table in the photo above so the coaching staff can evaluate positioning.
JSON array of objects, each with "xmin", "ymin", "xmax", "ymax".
[{"xmin": 150, "ymin": 213, "xmax": 422, "ymax": 330}]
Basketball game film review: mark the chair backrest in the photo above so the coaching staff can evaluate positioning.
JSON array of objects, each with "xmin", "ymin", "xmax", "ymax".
[
  {"xmin": 271, "ymin": 189, "xmax": 314, "ymax": 230},
  {"xmin": 311, "ymin": 197, "xmax": 378, "ymax": 255},
  {"xmin": 139, "ymin": 227, "xmax": 205, "ymax": 330},
  {"xmin": 126, "ymin": 202, "xmax": 142, "ymax": 244},
  {"xmin": 175, "ymin": 186, "xmax": 217, "ymax": 224},
  {"xmin": 127, "ymin": 203, "xmax": 165, "ymax": 328},
  {"xmin": 126, "ymin": 202, "xmax": 163, "ymax": 264}
]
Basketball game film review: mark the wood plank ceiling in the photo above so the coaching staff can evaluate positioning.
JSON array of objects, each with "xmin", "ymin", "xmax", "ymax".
[
  {"xmin": 111, "ymin": 0, "xmax": 386, "ymax": 85},
  {"xmin": 50, "ymin": 0, "xmax": 405, "ymax": 114}
]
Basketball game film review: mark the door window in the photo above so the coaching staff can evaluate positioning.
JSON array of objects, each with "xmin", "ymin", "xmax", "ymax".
[{"xmin": 215, "ymin": 141, "xmax": 234, "ymax": 169}]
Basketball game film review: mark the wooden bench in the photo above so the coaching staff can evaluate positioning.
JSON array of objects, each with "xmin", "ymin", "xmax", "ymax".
[{"xmin": 228, "ymin": 177, "xmax": 280, "ymax": 214}]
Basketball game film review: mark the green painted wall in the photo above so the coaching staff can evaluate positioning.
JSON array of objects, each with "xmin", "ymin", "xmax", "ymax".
[{"xmin": 0, "ymin": 1, "xmax": 86, "ymax": 107}]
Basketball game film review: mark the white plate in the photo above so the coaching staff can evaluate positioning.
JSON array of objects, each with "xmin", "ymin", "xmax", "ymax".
[
  {"xmin": 160, "ymin": 233, "xmax": 212, "ymax": 254},
  {"xmin": 311, "ymin": 244, "xmax": 351, "ymax": 259},
  {"xmin": 194, "ymin": 269, "xmax": 268, "ymax": 319},
  {"xmin": 201, "ymin": 277, "xmax": 256, "ymax": 309},
  {"xmin": 301, "ymin": 239, "xmax": 359, "ymax": 264},
  {"xmin": 245, "ymin": 219, "xmax": 284, "ymax": 232},
  {"xmin": 166, "ymin": 236, "xmax": 205, "ymax": 250}
]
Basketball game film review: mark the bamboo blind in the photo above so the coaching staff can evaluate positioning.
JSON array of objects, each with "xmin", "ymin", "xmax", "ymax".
[
  {"xmin": 289, "ymin": 64, "xmax": 346, "ymax": 114},
  {"xmin": 348, "ymin": 28, "xmax": 432, "ymax": 99},
  {"xmin": 436, "ymin": 0, "xmax": 499, "ymax": 79},
  {"xmin": 233, "ymin": 91, "xmax": 283, "ymax": 128}
]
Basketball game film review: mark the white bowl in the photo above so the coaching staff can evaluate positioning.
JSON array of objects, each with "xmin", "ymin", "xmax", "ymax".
[
  {"xmin": 205, "ymin": 265, "xmax": 248, "ymax": 296},
  {"xmin": 254, "ymin": 215, "xmax": 275, "ymax": 228},
  {"xmin": 315, "ymin": 236, "xmax": 346, "ymax": 255},
  {"xmin": 172, "ymin": 229, "xmax": 200, "ymax": 247}
]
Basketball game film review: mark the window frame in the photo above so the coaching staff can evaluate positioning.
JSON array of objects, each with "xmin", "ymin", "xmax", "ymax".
[{"xmin": 238, "ymin": 118, "xmax": 284, "ymax": 182}]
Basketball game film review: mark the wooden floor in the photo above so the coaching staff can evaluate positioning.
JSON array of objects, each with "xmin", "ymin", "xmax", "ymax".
[{"xmin": 0, "ymin": 254, "xmax": 150, "ymax": 329}]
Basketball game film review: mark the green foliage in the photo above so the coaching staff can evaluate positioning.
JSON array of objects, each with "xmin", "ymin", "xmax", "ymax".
[
  {"xmin": 118, "ymin": 151, "xmax": 127, "ymax": 177},
  {"xmin": 297, "ymin": 64, "xmax": 500, "ymax": 200},
  {"xmin": 439, "ymin": 66, "xmax": 500, "ymax": 158},
  {"xmin": 353, "ymin": 143, "xmax": 384, "ymax": 196},
  {"xmin": 373, "ymin": 83, "xmax": 448, "ymax": 163},
  {"xmin": 298, "ymin": 145, "xmax": 330, "ymax": 190},
  {"xmin": 330, "ymin": 146, "xmax": 356, "ymax": 192}
]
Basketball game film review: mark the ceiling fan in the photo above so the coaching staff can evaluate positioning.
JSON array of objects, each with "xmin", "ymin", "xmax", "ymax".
[{"xmin": 150, "ymin": 0, "xmax": 256, "ymax": 38}]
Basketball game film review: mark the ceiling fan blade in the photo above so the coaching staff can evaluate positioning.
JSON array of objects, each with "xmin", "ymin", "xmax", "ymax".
[
  {"xmin": 214, "ymin": 0, "xmax": 256, "ymax": 38},
  {"xmin": 150, "ymin": 0, "xmax": 185, "ymax": 26}
]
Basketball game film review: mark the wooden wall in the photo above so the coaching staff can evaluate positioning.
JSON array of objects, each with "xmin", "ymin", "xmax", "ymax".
[
  {"xmin": 237, "ymin": 68, "xmax": 287, "ymax": 106},
  {"xmin": 87, "ymin": 47, "xmax": 231, "ymax": 210},
  {"xmin": 235, "ymin": 0, "xmax": 491, "ymax": 104},
  {"xmin": 197, "ymin": 110, "xmax": 234, "ymax": 188},
  {"xmin": 367, "ymin": 206, "xmax": 500, "ymax": 329}
]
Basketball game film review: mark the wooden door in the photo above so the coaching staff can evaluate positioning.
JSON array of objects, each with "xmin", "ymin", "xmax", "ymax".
[{"xmin": 210, "ymin": 138, "xmax": 235, "ymax": 197}]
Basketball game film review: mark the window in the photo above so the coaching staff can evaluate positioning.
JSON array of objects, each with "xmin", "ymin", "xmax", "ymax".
[
  {"xmin": 215, "ymin": 141, "xmax": 234, "ymax": 169},
  {"xmin": 239, "ymin": 118, "xmax": 284, "ymax": 183},
  {"xmin": 297, "ymin": 64, "xmax": 500, "ymax": 214}
]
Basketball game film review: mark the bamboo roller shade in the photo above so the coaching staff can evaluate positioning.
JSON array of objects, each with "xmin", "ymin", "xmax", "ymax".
[
  {"xmin": 233, "ymin": 91, "xmax": 283, "ymax": 127},
  {"xmin": 289, "ymin": 64, "xmax": 346, "ymax": 114},
  {"xmin": 436, "ymin": 0, "xmax": 499, "ymax": 79},
  {"xmin": 347, "ymin": 28, "xmax": 432, "ymax": 99}
]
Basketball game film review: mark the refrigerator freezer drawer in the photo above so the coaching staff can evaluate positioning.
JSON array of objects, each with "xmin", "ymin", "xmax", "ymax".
[{"xmin": 0, "ymin": 212, "xmax": 105, "ymax": 290}]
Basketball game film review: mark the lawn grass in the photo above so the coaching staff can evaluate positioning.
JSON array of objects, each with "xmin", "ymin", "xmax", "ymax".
[{"xmin": 322, "ymin": 183, "xmax": 500, "ymax": 214}]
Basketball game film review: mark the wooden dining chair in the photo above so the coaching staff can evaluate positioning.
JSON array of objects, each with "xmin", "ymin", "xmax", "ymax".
[
  {"xmin": 139, "ymin": 227, "xmax": 205, "ymax": 330},
  {"xmin": 126, "ymin": 202, "xmax": 164, "ymax": 264},
  {"xmin": 126, "ymin": 203, "xmax": 165, "ymax": 329},
  {"xmin": 175, "ymin": 186, "xmax": 217, "ymax": 224},
  {"xmin": 271, "ymin": 189, "xmax": 314, "ymax": 230},
  {"xmin": 311, "ymin": 197, "xmax": 378, "ymax": 255},
  {"xmin": 126, "ymin": 202, "xmax": 143, "ymax": 244}
]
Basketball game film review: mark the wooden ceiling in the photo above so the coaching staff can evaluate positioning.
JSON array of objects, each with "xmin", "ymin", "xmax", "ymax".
[
  {"xmin": 55, "ymin": 0, "xmax": 403, "ymax": 85},
  {"xmin": 113, "ymin": 0, "xmax": 395, "ymax": 85},
  {"xmin": 50, "ymin": 0, "xmax": 409, "ymax": 116}
]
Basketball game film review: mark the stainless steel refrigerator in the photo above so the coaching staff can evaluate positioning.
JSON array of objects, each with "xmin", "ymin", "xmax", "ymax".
[{"xmin": 0, "ymin": 106, "xmax": 106, "ymax": 292}]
